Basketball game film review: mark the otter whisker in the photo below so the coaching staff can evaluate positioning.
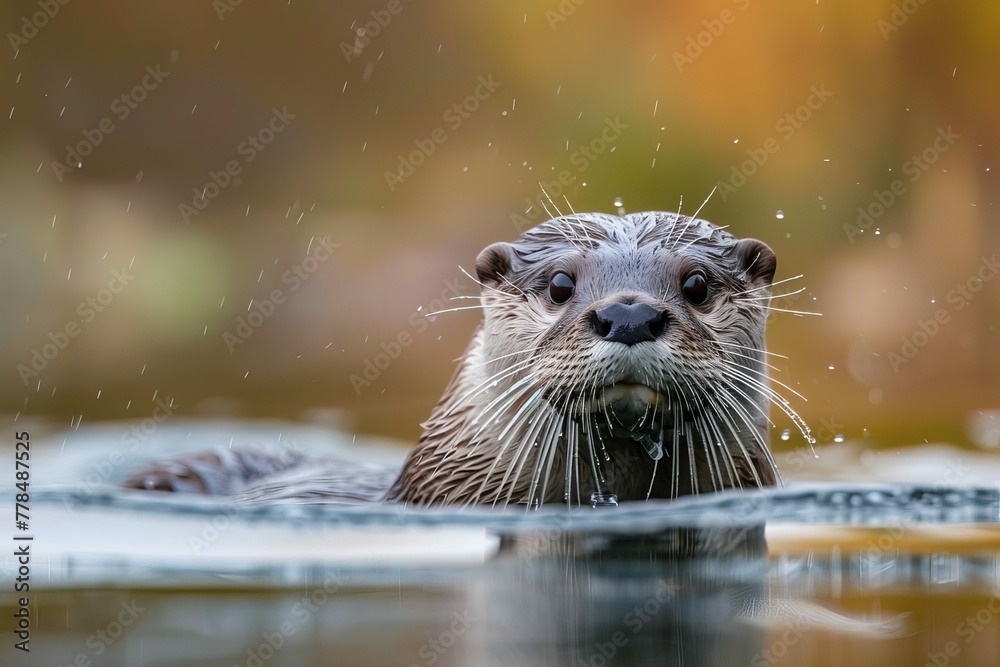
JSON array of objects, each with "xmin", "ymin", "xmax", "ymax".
[
  {"xmin": 699, "ymin": 409, "xmax": 734, "ymax": 492},
  {"xmin": 646, "ymin": 454, "xmax": 659, "ymax": 501},
  {"xmin": 690, "ymin": 184, "xmax": 718, "ymax": 224},
  {"xmin": 714, "ymin": 339, "xmax": 790, "ymax": 360},
  {"xmin": 494, "ymin": 385, "xmax": 548, "ymax": 443},
  {"xmin": 733, "ymin": 286, "xmax": 807, "ymax": 302},
  {"xmin": 720, "ymin": 359, "xmax": 809, "ymax": 404},
  {"xmin": 756, "ymin": 306, "xmax": 823, "ymax": 317},
  {"xmin": 709, "ymin": 372, "xmax": 777, "ymax": 430},
  {"xmin": 562, "ymin": 195, "xmax": 577, "ymax": 215},
  {"xmin": 537, "ymin": 182, "xmax": 564, "ymax": 218},
  {"xmin": 675, "ymin": 375, "xmax": 701, "ymax": 495},
  {"xmin": 466, "ymin": 346, "xmax": 538, "ymax": 370},
  {"xmin": 473, "ymin": 388, "xmax": 548, "ymax": 506},
  {"xmin": 712, "ymin": 394, "xmax": 782, "ymax": 485},
  {"xmin": 693, "ymin": 404, "xmax": 735, "ymax": 490},
  {"xmin": 732, "ymin": 274, "xmax": 804, "ymax": 296},
  {"xmin": 671, "ymin": 401, "xmax": 682, "ymax": 499},
  {"xmin": 534, "ymin": 407, "xmax": 564, "ymax": 507},
  {"xmin": 694, "ymin": 388, "xmax": 755, "ymax": 488},
  {"xmin": 498, "ymin": 402, "xmax": 552, "ymax": 508},
  {"xmin": 722, "ymin": 367, "xmax": 813, "ymax": 445},
  {"xmin": 718, "ymin": 348, "xmax": 784, "ymax": 374},
  {"xmin": 468, "ymin": 376, "xmax": 541, "ymax": 443},
  {"xmin": 568, "ymin": 398, "xmax": 584, "ymax": 507},
  {"xmin": 424, "ymin": 305, "xmax": 492, "ymax": 317},
  {"xmin": 718, "ymin": 370, "xmax": 781, "ymax": 486},
  {"xmin": 446, "ymin": 357, "xmax": 537, "ymax": 417},
  {"xmin": 670, "ymin": 186, "xmax": 717, "ymax": 251},
  {"xmin": 459, "ymin": 265, "xmax": 526, "ymax": 298},
  {"xmin": 706, "ymin": 385, "xmax": 776, "ymax": 485}
]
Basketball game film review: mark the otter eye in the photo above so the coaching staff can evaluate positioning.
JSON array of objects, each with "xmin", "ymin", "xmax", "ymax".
[
  {"xmin": 548, "ymin": 272, "xmax": 575, "ymax": 304},
  {"xmin": 682, "ymin": 272, "xmax": 709, "ymax": 305}
]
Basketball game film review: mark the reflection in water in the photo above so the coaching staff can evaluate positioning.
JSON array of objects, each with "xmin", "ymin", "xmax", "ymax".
[
  {"xmin": 472, "ymin": 526, "xmax": 902, "ymax": 666},
  {"xmin": 479, "ymin": 527, "xmax": 770, "ymax": 666}
]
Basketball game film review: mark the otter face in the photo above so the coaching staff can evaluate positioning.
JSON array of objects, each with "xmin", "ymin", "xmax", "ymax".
[{"xmin": 472, "ymin": 212, "xmax": 787, "ymax": 504}]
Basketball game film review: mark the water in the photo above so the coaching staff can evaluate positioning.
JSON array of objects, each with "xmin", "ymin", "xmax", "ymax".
[{"xmin": 4, "ymin": 421, "xmax": 1000, "ymax": 666}]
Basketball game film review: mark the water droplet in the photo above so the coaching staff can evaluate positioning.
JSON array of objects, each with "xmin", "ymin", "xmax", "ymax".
[
  {"xmin": 590, "ymin": 491, "xmax": 618, "ymax": 508},
  {"xmin": 613, "ymin": 196, "xmax": 625, "ymax": 215},
  {"xmin": 135, "ymin": 170, "xmax": 143, "ymax": 183},
  {"xmin": 833, "ymin": 434, "xmax": 845, "ymax": 443},
  {"xmin": 780, "ymin": 429, "xmax": 791, "ymax": 441},
  {"xmin": 827, "ymin": 364, "xmax": 835, "ymax": 370},
  {"xmin": 775, "ymin": 210, "xmax": 784, "ymax": 219}
]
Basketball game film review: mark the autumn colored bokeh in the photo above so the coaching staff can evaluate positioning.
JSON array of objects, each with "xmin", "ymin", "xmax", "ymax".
[{"xmin": 1, "ymin": 0, "xmax": 997, "ymax": 453}]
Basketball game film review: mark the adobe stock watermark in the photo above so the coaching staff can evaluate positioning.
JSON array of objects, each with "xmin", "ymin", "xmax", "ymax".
[
  {"xmin": 65, "ymin": 396, "xmax": 177, "ymax": 506},
  {"xmin": 887, "ymin": 255, "xmax": 999, "ymax": 373},
  {"xmin": 878, "ymin": 0, "xmax": 932, "ymax": 41},
  {"xmin": 406, "ymin": 610, "xmax": 477, "ymax": 667},
  {"xmin": 749, "ymin": 618, "xmax": 810, "ymax": 667},
  {"xmin": 187, "ymin": 448, "xmax": 303, "ymax": 554},
  {"xmin": 715, "ymin": 84, "xmax": 833, "ymax": 201},
  {"xmin": 781, "ymin": 416, "xmax": 844, "ymax": 473},
  {"xmin": 223, "ymin": 236, "xmax": 339, "ymax": 352},
  {"xmin": 56, "ymin": 599, "xmax": 146, "ymax": 667},
  {"xmin": 384, "ymin": 75, "xmax": 502, "ymax": 192},
  {"xmin": 845, "ymin": 126, "xmax": 959, "ymax": 243},
  {"xmin": 511, "ymin": 115, "xmax": 630, "ymax": 232},
  {"xmin": 862, "ymin": 458, "xmax": 969, "ymax": 565},
  {"xmin": 7, "ymin": 0, "xmax": 71, "ymax": 54},
  {"xmin": 18, "ymin": 265, "xmax": 135, "ymax": 386},
  {"xmin": 545, "ymin": 0, "xmax": 587, "ymax": 30},
  {"xmin": 349, "ymin": 273, "xmax": 468, "ymax": 394},
  {"xmin": 923, "ymin": 587, "xmax": 1000, "ymax": 667},
  {"xmin": 51, "ymin": 64, "xmax": 170, "ymax": 182},
  {"xmin": 212, "ymin": 0, "xmax": 243, "ymax": 21},
  {"xmin": 179, "ymin": 106, "xmax": 296, "ymax": 223},
  {"xmin": 340, "ymin": 0, "xmax": 413, "ymax": 62},
  {"xmin": 672, "ymin": 0, "xmax": 753, "ymax": 72},
  {"xmin": 235, "ymin": 571, "xmax": 350, "ymax": 667}
]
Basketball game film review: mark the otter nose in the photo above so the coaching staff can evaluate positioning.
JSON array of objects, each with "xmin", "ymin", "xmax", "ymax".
[{"xmin": 592, "ymin": 302, "xmax": 666, "ymax": 345}]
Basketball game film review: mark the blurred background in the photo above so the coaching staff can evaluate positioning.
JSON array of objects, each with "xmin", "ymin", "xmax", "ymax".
[{"xmin": 1, "ymin": 0, "xmax": 997, "ymax": 458}]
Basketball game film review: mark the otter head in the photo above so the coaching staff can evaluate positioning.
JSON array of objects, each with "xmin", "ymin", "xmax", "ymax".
[{"xmin": 392, "ymin": 212, "xmax": 801, "ymax": 508}]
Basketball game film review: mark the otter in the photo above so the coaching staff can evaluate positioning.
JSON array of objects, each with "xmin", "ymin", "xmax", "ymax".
[{"xmin": 124, "ymin": 211, "xmax": 807, "ymax": 508}]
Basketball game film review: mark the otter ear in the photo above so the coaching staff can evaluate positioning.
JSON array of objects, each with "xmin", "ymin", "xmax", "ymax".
[
  {"xmin": 475, "ymin": 242, "xmax": 514, "ymax": 287},
  {"xmin": 734, "ymin": 238, "xmax": 776, "ymax": 288}
]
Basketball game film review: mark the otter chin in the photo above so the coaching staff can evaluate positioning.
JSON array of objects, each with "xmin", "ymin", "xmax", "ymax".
[
  {"xmin": 387, "ymin": 211, "xmax": 806, "ymax": 508},
  {"xmin": 125, "ymin": 211, "xmax": 808, "ymax": 509}
]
